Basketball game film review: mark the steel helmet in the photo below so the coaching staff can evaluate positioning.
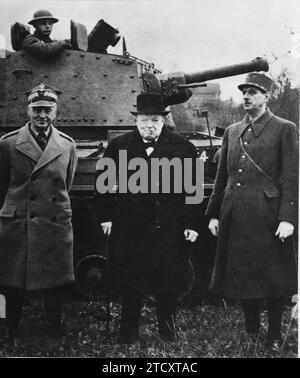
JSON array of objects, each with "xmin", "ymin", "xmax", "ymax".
[{"xmin": 28, "ymin": 10, "xmax": 59, "ymax": 26}]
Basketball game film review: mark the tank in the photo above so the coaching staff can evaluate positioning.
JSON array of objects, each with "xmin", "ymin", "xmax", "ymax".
[{"xmin": 0, "ymin": 19, "xmax": 269, "ymax": 298}]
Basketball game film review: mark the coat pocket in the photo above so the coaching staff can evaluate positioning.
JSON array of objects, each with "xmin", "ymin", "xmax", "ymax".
[
  {"xmin": 0, "ymin": 206, "xmax": 16, "ymax": 218},
  {"xmin": 56, "ymin": 209, "xmax": 72, "ymax": 223},
  {"xmin": 264, "ymin": 188, "xmax": 281, "ymax": 198}
]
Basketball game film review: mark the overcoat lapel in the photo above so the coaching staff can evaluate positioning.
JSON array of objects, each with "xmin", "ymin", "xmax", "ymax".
[
  {"xmin": 238, "ymin": 108, "xmax": 274, "ymax": 138},
  {"xmin": 15, "ymin": 124, "xmax": 42, "ymax": 162},
  {"xmin": 32, "ymin": 126, "xmax": 65, "ymax": 173}
]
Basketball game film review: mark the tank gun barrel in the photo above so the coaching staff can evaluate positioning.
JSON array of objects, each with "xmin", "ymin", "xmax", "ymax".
[
  {"xmin": 184, "ymin": 57, "xmax": 269, "ymax": 84},
  {"xmin": 145, "ymin": 57, "xmax": 269, "ymax": 106}
]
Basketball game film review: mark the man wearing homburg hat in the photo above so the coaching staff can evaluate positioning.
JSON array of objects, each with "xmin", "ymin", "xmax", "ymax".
[
  {"xmin": 0, "ymin": 83, "xmax": 77, "ymax": 341},
  {"xmin": 96, "ymin": 93, "xmax": 199, "ymax": 344},
  {"xmin": 22, "ymin": 10, "xmax": 71, "ymax": 58},
  {"xmin": 206, "ymin": 73, "xmax": 298, "ymax": 350}
]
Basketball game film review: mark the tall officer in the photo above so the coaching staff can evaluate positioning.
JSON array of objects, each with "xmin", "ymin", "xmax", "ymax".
[
  {"xmin": 206, "ymin": 73, "xmax": 298, "ymax": 350},
  {"xmin": 0, "ymin": 83, "xmax": 77, "ymax": 341}
]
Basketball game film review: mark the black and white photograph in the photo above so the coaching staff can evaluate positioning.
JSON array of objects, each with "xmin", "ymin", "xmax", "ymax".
[{"xmin": 0, "ymin": 0, "xmax": 299, "ymax": 360}]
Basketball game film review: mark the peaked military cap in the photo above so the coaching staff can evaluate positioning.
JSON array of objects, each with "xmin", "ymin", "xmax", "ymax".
[
  {"xmin": 28, "ymin": 10, "xmax": 59, "ymax": 26},
  {"xmin": 131, "ymin": 92, "xmax": 170, "ymax": 116},
  {"xmin": 238, "ymin": 73, "xmax": 274, "ymax": 93},
  {"xmin": 25, "ymin": 83, "xmax": 62, "ymax": 107}
]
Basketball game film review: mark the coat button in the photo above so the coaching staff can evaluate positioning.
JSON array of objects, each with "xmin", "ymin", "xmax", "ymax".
[
  {"xmin": 238, "ymin": 169, "xmax": 243, "ymax": 173},
  {"xmin": 241, "ymin": 155, "xmax": 246, "ymax": 159},
  {"xmin": 243, "ymin": 141, "xmax": 248, "ymax": 145},
  {"xmin": 236, "ymin": 183, "xmax": 241, "ymax": 187},
  {"xmin": 248, "ymin": 128, "xmax": 252, "ymax": 132}
]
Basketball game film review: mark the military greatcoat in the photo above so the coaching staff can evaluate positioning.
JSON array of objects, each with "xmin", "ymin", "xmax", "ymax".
[
  {"xmin": 96, "ymin": 126, "xmax": 199, "ymax": 295},
  {"xmin": 206, "ymin": 109, "xmax": 298, "ymax": 298},
  {"xmin": 0, "ymin": 123, "xmax": 77, "ymax": 290}
]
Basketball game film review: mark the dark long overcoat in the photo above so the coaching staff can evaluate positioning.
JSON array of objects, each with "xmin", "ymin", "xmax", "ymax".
[
  {"xmin": 206, "ymin": 109, "xmax": 298, "ymax": 298},
  {"xmin": 0, "ymin": 123, "xmax": 77, "ymax": 290},
  {"xmin": 95, "ymin": 126, "xmax": 199, "ymax": 295}
]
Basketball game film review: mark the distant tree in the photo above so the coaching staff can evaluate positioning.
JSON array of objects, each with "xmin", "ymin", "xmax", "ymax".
[{"xmin": 269, "ymin": 68, "xmax": 299, "ymax": 127}]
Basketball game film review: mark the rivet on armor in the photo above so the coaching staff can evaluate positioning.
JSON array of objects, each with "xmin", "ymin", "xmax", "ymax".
[
  {"xmin": 122, "ymin": 60, "xmax": 126, "ymax": 63},
  {"xmin": 71, "ymin": 96, "xmax": 76, "ymax": 100},
  {"xmin": 13, "ymin": 97, "xmax": 17, "ymax": 100},
  {"xmin": 172, "ymin": 81, "xmax": 176, "ymax": 85},
  {"xmin": 96, "ymin": 56, "xmax": 100, "ymax": 60},
  {"xmin": 67, "ymin": 52, "xmax": 71, "ymax": 56},
  {"xmin": 74, "ymin": 74, "xmax": 78, "ymax": 77},
  {"xmin": 91, "ymin": 118, "xmax": 95, "ymax": 122},
  {"xmin": 117, "ymin": 58, "xmax": 120, "ymax": 62},
  {"xmin": 64, "ymin": 119, "xmax": 67, "ymax": 122},
  {"xmin": 133, "ymin": 104, "xmax": 137, "ymax": 107},
  {"xmin": 119, "ymin": 119, "xmax": 123, "ymax": 122},
  {"xmin": 57, "ymin": 119, "xmax": 61, "ymax": 122},
  {"xmin": 112, "ymin": 58, "xmax": 116, "ymax": 62},
  {"xmin": 132, "ymin": 89, "xmax": 136, "ymax": 93},
  {"xmin": 163, "ymin": 93, "xmax": 166, "ymax": 96},
  {"xmin": 130, "ymin": 75, "xmax": 135, "ymax": 79},
  {"xmin": 172, "ymin": 89, "xmax": 176, "ymax": 93},
  {"xmin": 80, "ymin": 54, "xmax": 85, "ymax": 57},
  {"xmin": 44, "ymin": 75, "xmax": 48, "ymax": 78},
  {"xmin": 102, "ymin": 96, "xmax": 106, "ymax": 99},
  {"xmin": 104, "ymin": 73, "xmax": 108, "ymax": 77},
  {"xmin": 84, "ymin": 118, "xmax": 88, "ymax": 122},
  {"xmin": 103, "ymin": 119, "xmax": 107, "ymax": 122}
]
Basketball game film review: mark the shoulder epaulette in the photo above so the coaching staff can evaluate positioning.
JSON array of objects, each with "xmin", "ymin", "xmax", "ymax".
[
  {"xmin": 0, "ymin": 130, "xmax": 19, "ymax": 140},
  {"xmin": 58, "ymin": 131, "xmax": 75, "ymax": 143}
]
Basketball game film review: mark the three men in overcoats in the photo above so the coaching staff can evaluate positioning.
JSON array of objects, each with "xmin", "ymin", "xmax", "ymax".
[
  {"xmin": 22, "ymin": 10, "xmax": 71, "ymax": 59},
  {"xmin": 206, "ymin": 73, "xmax": 298, "ymax": 348},
  {"xmin": 96, "ymin": 93, "xmax": 200, "ymax": 344},
  {"xmin": 0, "ymin": 83, "xmax": 77, "ymax": 339}
]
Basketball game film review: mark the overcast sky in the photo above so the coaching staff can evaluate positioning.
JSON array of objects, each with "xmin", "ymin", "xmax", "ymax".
[{"xmin": 0, "ymin": 0, "xmax": 299, "ymax": 102}]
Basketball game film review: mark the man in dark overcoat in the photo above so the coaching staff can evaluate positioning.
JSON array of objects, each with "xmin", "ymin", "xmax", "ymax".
[
  {"xmin": 22, "ymin": 10, "xmax": 71, "ymax": 59},
  {"xmin": 95, "ymin": 93, "xmax": 200, "ymax": 344},
  {"xmin": 0, "ymin": 83, "xmax": 77, "ymax": 340},
  {"xmin": 206, "ymin": 73, "xmax": 298, "ymax": 349}
]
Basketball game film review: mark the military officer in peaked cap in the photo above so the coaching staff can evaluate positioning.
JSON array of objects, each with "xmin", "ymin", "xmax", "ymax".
[
  {"xmin": 22, "ymin": 10, "xmax": 71, "ymax": 58},
  {"xmin": 0, "ymin": 83, "xmax": 77, "ymax": 341},
  {"xmin": 206, "ymin": 73, "xmax": 298, "ymax": 350}
]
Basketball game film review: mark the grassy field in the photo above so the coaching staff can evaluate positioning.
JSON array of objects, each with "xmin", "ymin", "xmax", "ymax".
[{"xmin": 0, "ymin": 295, "xmax": 297, "ymax": 358}]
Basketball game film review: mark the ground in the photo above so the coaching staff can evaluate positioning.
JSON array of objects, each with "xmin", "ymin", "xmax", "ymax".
[{"xmin": 0, "ymin": 295, "xmax": 297, "ymax": 358}]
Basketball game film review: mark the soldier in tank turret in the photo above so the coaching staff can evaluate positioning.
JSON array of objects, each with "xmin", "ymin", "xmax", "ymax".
[{"xmin": 22, "ymin": 10, "xmax": 71, "ymax": 59}]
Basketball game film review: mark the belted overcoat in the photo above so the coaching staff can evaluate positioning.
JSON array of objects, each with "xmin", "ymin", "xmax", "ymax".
[
  {"xmin": 0, "ymin": 123, "xmax": 77, "ymax": 290},
  {"xmin": 206, "ymin": 109, "xmax": 298, "ymax": 298}
]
